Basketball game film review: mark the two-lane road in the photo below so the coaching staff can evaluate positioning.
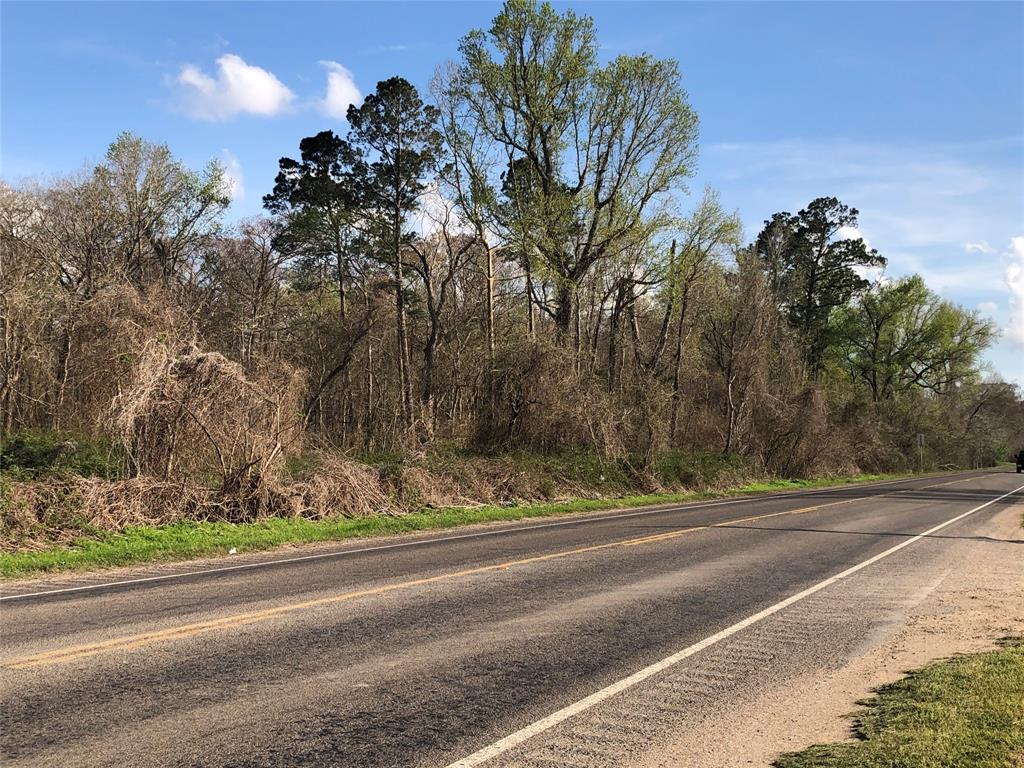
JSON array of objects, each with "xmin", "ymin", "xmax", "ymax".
[{"xmin": 2, "ymin": 470, "xmax": 1022, "ymax": 767}]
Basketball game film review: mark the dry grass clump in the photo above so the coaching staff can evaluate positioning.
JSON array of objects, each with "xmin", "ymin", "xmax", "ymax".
[
  {"xmin": 1, "ymin": 452, "xmax": 469, "ymax": 550},
  {"xmin": 1, "ymin": 476, "xmax": 206, "ymax": 551},
  {"xmin": 0, "ymin": 445, "xmax": 656, "ymax": 550},
  {"xmin": 0, "ymin": 466, "xmax": 360, "ymax": 551},
  {"xmin": 391, "ymin": 464, "xmax": 480, "ymax": 509},
  {"xmin": 111, "ymin": 342, "xmax": 304, "ymax": 490},
  {"xmin": 289, "ymin": 454, "xmax": 392, "ymax": 519}
]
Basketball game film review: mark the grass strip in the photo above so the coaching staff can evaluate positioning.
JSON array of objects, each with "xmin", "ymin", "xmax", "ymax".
[
  {"xmin": 774, "ymin": 638, "xmax": 1024, "ymax": 768},
  {"xmin": 0, "ymin": 471, "xmax": 918, "ymax": 579}
]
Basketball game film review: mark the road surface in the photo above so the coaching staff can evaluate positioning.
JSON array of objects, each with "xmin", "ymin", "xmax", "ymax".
[{"xmin": 2, "ymin": 469, "xmax": 1022, "ymax": 767}]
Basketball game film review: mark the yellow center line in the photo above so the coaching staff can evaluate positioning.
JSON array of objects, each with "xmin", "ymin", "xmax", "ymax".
[
  {"xmin": 5, "ymin": 531, "xmax": 693, "ymax": 670},
  {"xmin": 621, "ymin": 528, "xmax": 705, "ymax": 546},
  {"xmin": 713, "ymin": 495, "xmax": 862, "ymax": 527},
  {"xmin": 1, "ymin": 477, "xmax": 967, "ymax": 670}
]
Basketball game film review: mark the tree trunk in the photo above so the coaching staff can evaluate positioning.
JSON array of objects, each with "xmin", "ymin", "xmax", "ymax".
[
  {"xmin": 554, "ymin": 283, "xmax": 574, "ymax": 341},
  {"xmin": 336, "ymin": 251, "xmax": 353, "ymax": 440},
  {"xmin": 53, "ymin": 321, "xmax": 73, "ymax": 431},
  {"xmin": 485, "ymin": 246, "xmax": 495, "ymax": 365},
  {"xmin": 724, "ymin": 374, "xmax": 736, "ymax": 454},
  {"xmin": 394, "ymin": 212, "xmax": 412, "ymax": 429},
  {"xmin": 668, "ymin": 286, "xmax": 692, "ymax": 443},
  {"xmin": 421, "ymin": 310, "xmax": 439, "ymax": 429},
  {"xmin": 524, "ymin": 257, "xmax": 535, "ymax": 341},
  {"xmin": 607, "ymin": 280, "xmax": 627, "ymax": 391},
  {"xmin": 573, "ymin": 297, "xmax": 582, "ymax": 375}
]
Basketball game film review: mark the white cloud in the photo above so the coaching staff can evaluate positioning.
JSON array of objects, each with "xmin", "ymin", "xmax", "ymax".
[
  {"xmin": 837, "ymin": 225, "xmax": 869, "ymax": 248},
  {"xmin": 852, "ymin": 264, "xmax": 885, "ymax": 283},
  {"xmin": 837, "ymin": 225, "xmax": 884, "ymax": 282},
  {"xmin": 220, "ymin": 149, "xmax": 244, "ymax": 202},
  {"xmin": 319, "ymin": 61, "xmax": 361, "ymax": 119},
  {"xmin": 177, "ymin": 54, "xmax": 295, "ymax": 120},
  {"xmin": 708, "ymin": 137, "xmax": 1020, "ymax": 249},
  {"xmin": 362, "ymin": 44, "xmax": 410, "ymax": 54},
  {"xmin": 1005, "ymin": 236, "xmax": 1024, "ymax": 346},
  {"xmin": 412, "ymin": 183, "xmax": 466, "ymax": 237},
  {"xmin": 964, "ymin": 240, "xmax": 996, "ymax": 254},
  {"xmin": 977, "ymin": 301, "xmax": 998, "ymax": 316}
]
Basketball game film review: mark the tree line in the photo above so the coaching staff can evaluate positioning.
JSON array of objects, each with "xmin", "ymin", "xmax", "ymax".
[{"xmin": 2, "ymin": 0, "xmax": 1020, "ymax": 486}]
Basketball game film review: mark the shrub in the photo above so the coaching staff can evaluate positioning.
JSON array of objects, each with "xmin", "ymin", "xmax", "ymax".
[{"xmin": 0, "ymin": 432, "xmax": 124, "ymax": 479}]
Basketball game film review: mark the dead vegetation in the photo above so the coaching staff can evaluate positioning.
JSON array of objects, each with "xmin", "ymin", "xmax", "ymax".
[
  {"xmin": 0, "ymin": 447, "xmax": 697, "ymax": 551},
  {"xmin": 2, "ymin": 63, "xmax": 1022, "ymax": 553},
  {"xmin": 111, "ymin": 341, "xmax": 304, "ymax": 488}
]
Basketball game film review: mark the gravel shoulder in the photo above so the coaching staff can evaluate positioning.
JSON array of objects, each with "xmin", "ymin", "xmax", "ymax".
[{"xmin": 634, "ymin": 501, "xmax": 1024, "ymax": 768}]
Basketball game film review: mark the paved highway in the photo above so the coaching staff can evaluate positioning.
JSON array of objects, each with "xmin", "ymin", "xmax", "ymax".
[{"xmin": 2, "ymin": 469, "xmax": 1022, "ymax": 767}]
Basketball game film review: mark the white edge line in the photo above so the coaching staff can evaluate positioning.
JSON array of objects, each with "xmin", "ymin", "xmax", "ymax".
[
  {"xmin": 443, "ymin": 480, "xmax": 1024, "ymax": 768},
  {"xmin": 0, "ymin": 471, "xmax": 990, "ymax": 602}
]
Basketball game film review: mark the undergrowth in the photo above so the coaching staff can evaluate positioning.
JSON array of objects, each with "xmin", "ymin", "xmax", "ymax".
[{"xmin": 0, "ymin": 467, "xmax": 912, "ymax": 577}]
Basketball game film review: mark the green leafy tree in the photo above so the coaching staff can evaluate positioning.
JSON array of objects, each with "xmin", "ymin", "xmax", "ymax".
[
  {"xmin": 755, "ymin": 197, "xmax": 886, "ymax": 374},
  {"xmin": 95, "ymin": 132, "xmax": 230, "ymax": 288},
  {"xmin": 263, "ymin": 130, "xmax": 359, "ymax": 318},
  {"xmin": 263, "ymin": 131, "xmax": 375, "ymax": 432},
  {"xmin": 451, "ymin": 0, "xmax": 699, "ymax": 339},
  {"xmin": 832, "ymin": 275, "xmax": 995, "ymax": 400},
  {"xmin": 655, "ymin": 189, "xmax": 742, "ymax": 438},
  {"xmin": 347, "ymin": 77, "xmax": 442, "ymax": 427}
]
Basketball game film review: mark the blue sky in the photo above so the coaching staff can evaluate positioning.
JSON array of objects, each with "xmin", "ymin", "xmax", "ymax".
[{"xmin": 3, "ymin": 1, "xmax": 1023, "ymax": 382}]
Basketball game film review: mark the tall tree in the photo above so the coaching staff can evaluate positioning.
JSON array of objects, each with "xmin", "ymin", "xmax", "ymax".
[
  {"xmin": 96, "ymin": 132, "xmax": 229, "ymax": 289},
  {"xmin": 200, "ymin": 218, "xmax": 289, "ymax": 368},
  {"xmin": 755, "ymin": 197, "xmax": 885, "ymax": 374},
  {"xmin": 654, "ymin": 189, "xmax": 742, "ymax": 439},
  {"xmin": 347, "ymin": 77, "xmax": 442, "ymax": 429},
  {"xmin": 408, "ymin": 202, "xmax": 481, "ymax": 425},
  {"xmin": 264, "ymin": 130, "xmax": 374, "ymax": 435},
  {"xmin": 451, "ymin": 0, "xmax": 699, "ymax": 340},
  {"xmin": 832, "ymin": 275, "xmax": 995, "ymax": 400},
  {"xmin": 702, "ymin": 252, "xmax": 774, "ymax": 454},
  {"xmin": 433, "ymin": 68, "xmax": 502, "ymax": 360},
  {"xmin": 263, "ymin": 130, "xmax": 359, "ymax": 322}
]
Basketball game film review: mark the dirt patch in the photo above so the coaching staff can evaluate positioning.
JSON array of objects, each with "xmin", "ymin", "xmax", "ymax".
[{"xmin": 635, "ymin": 502, "xmax": 1024, "ymax": 768}]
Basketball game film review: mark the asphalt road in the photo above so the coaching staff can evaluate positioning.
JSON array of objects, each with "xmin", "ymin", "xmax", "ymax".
[{"xmin": 2, "ymin": 469, "xmax": 1022, "ymax": 767}]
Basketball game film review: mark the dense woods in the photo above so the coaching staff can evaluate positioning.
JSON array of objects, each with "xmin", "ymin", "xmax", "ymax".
[{"xmin": 2, "ymin": 1, "xmax": 1021, "ymax": 547}]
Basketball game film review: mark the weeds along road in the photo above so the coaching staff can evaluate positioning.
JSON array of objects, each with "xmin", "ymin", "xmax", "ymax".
[{"xmin": 2, "ymin": 470, "xmax": 1022, "ymax": 767}]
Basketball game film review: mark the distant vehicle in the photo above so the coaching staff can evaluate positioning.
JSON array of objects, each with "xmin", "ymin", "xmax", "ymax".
[{"xmin": 1016, "ymin": 450, "xmax": 1024, "ymax": 473}]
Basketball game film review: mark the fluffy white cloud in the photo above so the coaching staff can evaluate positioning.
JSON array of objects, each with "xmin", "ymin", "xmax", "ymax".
[
  {"xmin": 177, "ymin": 54, "xmax": 295, "ymax": 120},
  {"xmin": 836, "ymin": 225, "xmax": 884, "ymax": 282},
  {"xmin": 220, "ymin": 149, "xmax": 244, "ymax": 202},
  {"xmin": 977, "ymin": 300, "xmax": 998, "ymax": 316},
  {"xmin": 1006, "ymin": 236, "xmax": 1024, "ymax": 346},
  {"xmin": 412, "ymin": 183, "xmax": 466, "ymax": 236},
  {"xmin": 411, "ymin": 183, "xmax": 501, "ymax": 247},
  {"xmin": 964, "ymin": 240, "xmax": 996, "ymax": 254},
  {"xmin": 837, "ymin": 225, "xmax": 869, "ymax": 248},
  {"xmin": 319, "ymin": 61, "xmax": 361, "ymax": 119}
]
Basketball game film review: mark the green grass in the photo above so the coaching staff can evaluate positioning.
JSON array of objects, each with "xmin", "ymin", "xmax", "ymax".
[
  {"xmin": 774, "ymin": 638, "xmax": 1024, "ymax": 768},
  {"xmin": 0, "ymin": 431, "xmax": 125, "ymax": 480},
  {"xmin": 0, "ymin": 470, "xmax": 912, "ymax": 579},
  {"xmin": 732, "ymin": 474, "xmax": 896, "ymax": 493}
]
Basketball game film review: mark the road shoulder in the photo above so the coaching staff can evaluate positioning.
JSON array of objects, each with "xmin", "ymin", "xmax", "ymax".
[{"xmin": 633, "ymin": 502, "xmax": 1024, "ymax": 768}]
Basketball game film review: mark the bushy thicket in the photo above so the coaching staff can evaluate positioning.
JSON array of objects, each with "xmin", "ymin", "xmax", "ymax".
[{"xmin": 2, "ymin": 2, "xmax": 1022, "ymax": 548}]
